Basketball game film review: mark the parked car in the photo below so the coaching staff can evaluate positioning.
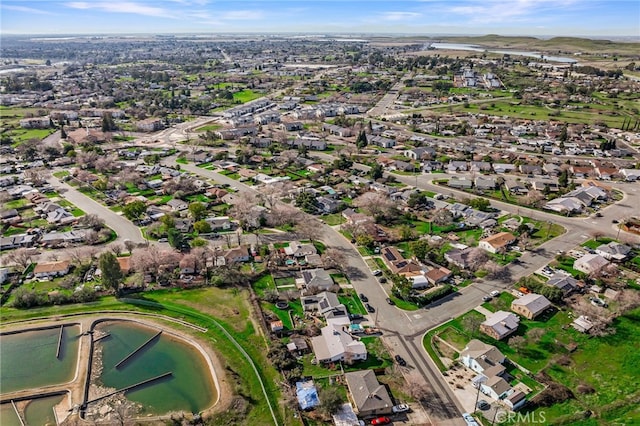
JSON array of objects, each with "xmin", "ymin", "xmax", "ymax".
[
  {"xmin": 476, "ymin": 400, "xmax": 490, "ymax": 410},
  {"xmin": 349, "ymin": 313, "xmax": 363, "ymax": 320},
  {"xmin": 392, "ymin": 403, "xmax": 409, "ymax": 413},
  {"xmin": 386, "ymin": 298, "xmax": 395, "ymax": 305},
  {"xmin": 490, "ymin": 290, "xmax": 500, "ymax": 297},
  {"xmin": 462, "ymin": 413, "xmax": 480, "ymax": 426},
  {"xmin": 366, "ymin": 303, "xmax": 375, "ymax": 313},
  {"xmin": 482, "ymin": 295, "xmax": 492, "ymax": 302},
  {"xmin": 379, "ymin": 277, "xmax": 387, "ymax": 283},
  {"xmin": 372, "ymin": 269, "xmax": 382, "ymax": 276},
  {"xmin": 394, "ymin": 354, "xmax": 407, "ymax": 366},
  {"xmin": 371, "ymin": 417, "xmax": 391, "ymax": 425},
  {"xmin": 359, "ymin": 293, "xmax": 369, "ymax": 303}
]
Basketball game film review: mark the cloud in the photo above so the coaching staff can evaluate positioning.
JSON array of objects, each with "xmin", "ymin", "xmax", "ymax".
[
  {"xmin": 65, "ymin": 1, "xmax": 174, "ymax": 18},
  {"xmin": 444, "ymin": 0, "xmax": 582, "ymax": 24},
  {"xmin": 220, "ymin": 10, "xmax": 264, "ymax": 20},
  {"xmin": 2, "ymin": 4, "xmax": 57, "ymax": 15},
  {"xmin": 381, "ymin": 11, "xmax": 422, "ymax": 21}
]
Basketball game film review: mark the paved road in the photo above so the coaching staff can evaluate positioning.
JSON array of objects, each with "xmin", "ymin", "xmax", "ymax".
[{"xmin": 48, "ymin": 176, "xmax": 146, "ymax": 245}]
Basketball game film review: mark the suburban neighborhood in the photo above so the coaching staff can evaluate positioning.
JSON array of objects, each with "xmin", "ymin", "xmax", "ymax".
[{"xmin": 1, "ymin": 26, "xmax": 640, "ymax": 426}]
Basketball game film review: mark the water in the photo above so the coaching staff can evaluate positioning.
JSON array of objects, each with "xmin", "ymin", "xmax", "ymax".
[
  {"xmin": 0, "ymin": 403, "xmax": 23, "ymax": 426},
  {"xmin": 0, "ymin": 325, "xmax": 81, "ymax": 393},
  {"xmin": 96, "ymin": 322, "xmax": 216, "ymax": 415},
  {"xmin": 430, "ymin": 42, "xmax": 578, "ymax": 63},
  {"xmin": 24, "ymin": 395, "xmax": 64, "ymax": 426}
]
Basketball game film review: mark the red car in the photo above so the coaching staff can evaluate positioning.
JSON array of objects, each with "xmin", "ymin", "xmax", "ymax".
[{"xmin": 371, "ymin": 417, "xmax": 391, "ymax": 425}]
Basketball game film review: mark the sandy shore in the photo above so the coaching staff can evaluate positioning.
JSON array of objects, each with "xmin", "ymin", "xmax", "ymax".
[{"xmin": 0, "ymin": 312, "xmax": 232, "ymax": 425}]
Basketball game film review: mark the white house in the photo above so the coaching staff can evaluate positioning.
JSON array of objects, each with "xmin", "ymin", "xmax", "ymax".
[
  {"xmin": 573, "ymin": 253, "xmax": 610, "ymax": 275},
  {"xmin": 311, "ymin": 324, "xmax": 367, "ymax": 363}
]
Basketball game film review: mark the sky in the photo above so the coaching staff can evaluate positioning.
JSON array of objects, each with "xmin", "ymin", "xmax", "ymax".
[{"xmin": 1, "ymin": 0, "xmax": 639, "ymax": 37}]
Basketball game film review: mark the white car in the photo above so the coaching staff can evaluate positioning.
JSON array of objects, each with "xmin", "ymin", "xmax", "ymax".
[
  {"xmin": 490, "ymin": 290, "xmax": 500, "ymax": 297},
  {"xmin": 462, "ymin": 413, "xmax": 480, "ymax": 426},
  {"xmin": 392, "ymin": 404, "xmax": 409, "ymax": 413},
  {"xmin": 372, "ymin": 270, "xmax": 382, "ymax": 276}
]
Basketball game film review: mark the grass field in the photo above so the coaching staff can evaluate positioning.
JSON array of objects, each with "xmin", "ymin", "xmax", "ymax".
[{"xmin": 233, "ymin": 90, "xmax": 262, "ymax": 103}]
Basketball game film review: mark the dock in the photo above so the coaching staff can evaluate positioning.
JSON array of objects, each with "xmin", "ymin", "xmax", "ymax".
[
  {"xmin": 115, "ymin": 330, "xmax": 162, "ymax": 369},
  {"xmin": 55, "ymin": 325, "xmax": 64, "ymax": 359},
  {"xmin": 84, "ymin": 372, "xmax": 173, "ymax": 406},
  {"xmin": 11, "ymin": 400, "xmax": 25, "ymax": 426}
]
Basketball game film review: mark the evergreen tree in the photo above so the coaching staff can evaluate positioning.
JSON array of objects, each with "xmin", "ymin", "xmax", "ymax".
[
  {"xmin": 99, "ymin": 252, "xmax": 123, "ymax": 295},
  {"xmin": 356, "ymin": 131, "xmax": 368, "ymax": 150}
]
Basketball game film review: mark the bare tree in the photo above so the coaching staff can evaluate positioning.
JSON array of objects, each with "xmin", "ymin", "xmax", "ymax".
[
  {"xmin": 322, "ymin": 247, "xmax": 348, "ymax": 271},
  {"xmin": 110, "ymin": 243, "xmax": 123, "ymax": 256},
  {"xmin": 462, "ymin": 314, "xmax": 483, "ymax": 335},
  {"xmin": 5, "ymin": 248, "xmax": 33, "ymax": 270},
  {"xmin": 229, "ymin": 192, "xmax": 261, "ymax": 229},
  {"xmin": 94, "ymin": 155, "xmax": 119, "ymax": 174},
  {"xmin": 23, "ymin": 167, "xmax": 51, "ymax": 186},
  {"xmin": 124, "ymin": 240, "xmax": 136, "ymax": 255},
  {"xmin": 466, "ymin": 247, "xmax": 489, "ymax": 271},
  {"xmin": 432, "ymin": 208, "xmax": 454, "ymax": 226},
  {"xmin": 352, "ymin": 192, "xmax": 397, "ymax": 223},
  {"xmin": 508, "ymin": 335, "xmax": 526, "ymax": 352},
  {"xmin": 295, "ymin": 216, "xmax": 324, "ymax": 243}
]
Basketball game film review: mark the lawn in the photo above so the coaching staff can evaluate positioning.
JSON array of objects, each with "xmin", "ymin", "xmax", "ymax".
[
  {"xmin": 320, "ymin": 213, "xmax": 346, "ymax": 226},
  {"xmin": 195, "ymin": 124, "xmax": 222, "ymax": 132},
  {"xmin": 338, "ymin": 292, "xmax": 366, "ymax": 315},
  {"xmin": 252, "ymin": 274, "xmax": 276, "ymax": 298},
  {"xmin": 233, "ymin": 89, "xmax": 262, "ymax": 103}
]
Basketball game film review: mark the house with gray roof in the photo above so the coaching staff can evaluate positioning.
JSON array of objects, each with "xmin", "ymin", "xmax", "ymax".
[
  {"xmin": 480, "ymin": 311, "xmax": 520, "ymax": 340},
  {"xmin": 302, "ymin": 268, "xmax": 334, "ymax": 292},
  {"xmin": 311, "ymin": 324, "xmax": 367, "ymax": 364},
  {"xmin": 344, "ymin": 370, "xmax": 393, "ymax": 417},
  {"xmin": 546, "ymin": 273, "xmax": 580, "ymax": 295},
  {"xmin": 595, "ymin": 242, "xmax": 631, "ymax": 261},
  {"xmin": 511, "ymin": 293, "xmax": 552, "ymax": 320}
]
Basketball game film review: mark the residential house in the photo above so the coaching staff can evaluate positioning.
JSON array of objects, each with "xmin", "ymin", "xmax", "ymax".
[
  {"xmin": 546, "ymin": 273, "xmax": 580, "ymax": 295},
  {"xmin": 41, "ymin": 230, "xmax": 86, "ymax": 247},
  {"xmin": 543, "ymin": 163, "xmax": 560, "ymax": 176},
  {"xmin": 311, "ymin": 324, "xmax": 367, "ymax": 363},
  {"xmin": 33, "ymin": 260, "xmax": 71, "ymax": 279},
  {"xmin": 505, "ymin": 391, "xmax": 527, "ymax": 411},
  {"xmin": 620, "ymin": 169, "xmax": 640, "ymax": 181},
  {"xmin": 281, "ymin": 122, "xmax": 304, "ymax": 132},
  {"xmin": 344, "ymin": 370, "xmax": 393, "ymax": 417},
  {"xmin": 470, "ymin": 161, "xmax": 492, "ymax": 173},
  {"xmin": 0, "ymin": 234, "xmax": 36, "ymax": 250},
  {"xmin": 595, "ymin": 167, "xmax": 619, "ymax": 180},
  {"xmin": 543, "ymin": 197, "xmax": 583, "ymax": 214},
  {"xmin": 285, "ymin": 241, "xmax": 317, "ymax": 258},
  {"xmin": 424, "ymin": 266, "xmax": 452, "ymax": 286},
  {"xmin": 460, "ymin": 339, "xmax": 506, "ymax": 376},
  {"xmin": 479, "ymin": 232, "xmax": 516, "ymax": 254},
  {"xmin": 503, "ymin": 179, "xmax": 528, "ymax": 195},
  {"xmin": 380, "ymin": 247, "xmax": 422, "ymax": 276},
  {"xmin": 480, "ymin": 311, "xmax": 520, "ymax": 340},
  {"xmin": 447, "ymin": 161, "xmax": 468, "ymax": 173},
  {"xmin": 369, "ymin": 135, "xmax": 395, "ymax": 148},
  {"xmin": 445, "ymin": 247, "xmax": 473, "ymax": 269},
  {"xmin": 572, "ymin": 315, "xmax": 594, "ymax": 333},
  {"xmin": 0, "ymin": 209, "xmax": 20, "ymax": 224},
  {"xmin": 475, "ymin": 176, "xmax": 496, "ymax": 191},
  {"xmin": 532, "ymin": 180, "xmax": 559, "ymax": 192},
  {"xmin": 136, "ymin": 118, "xmax": 164, "ymax": 132},
  {"xmin": 322, "ymin": 124, "xmax": 353, "ymax": 137},
  {"xmin": 117, "ymin": 257, "xmax": 133, "ymax": 275},
  {"xmin": 573, "ymin": 253, "xmax": 610, "ymax": 275},
  {"xmin": 166, "ymin": 199, "xmax": 188, "ymax": 212},
  {"xmin": 316, "ymin": 196, "xmax": 342, "ymax": 214},
  {"xmin": 492, "ymin": 163, "xmax": 516, "ymax": 174},
  {"xmin": 301, "ymin": 291, "xmax": 341, "ymax": 314},
  {"xmin": 511, "ymin": 293, "xmax": 552, "ymax": 320},
  {"xmin": 476, "ymin": 375, "xmax": 513, "ymax": 401},
  {"xmin": 224, "ymin": 246, "xmax": 250, "ymax": 263},
  {"xmin": 302, "ymin": 268, "xmax": 334, "ymax": 292},
  {"xmin": 405, "ymin": 147, "xmax": 436, "ymax": 160},
  {"xmin": 288, "ymin": 137, "xmax": 327, "ymax": 151},
  {"xmin": 47, "ymin": 208, "xmax": 76, "ymax": 225},
  {"xmin": 519, "ymin": 164, "xmax": 542, "ymax": 175},
  {"xmin": 448, "ymin": 177, "xmax": 473, "ymax": 190},
  {"xmin": 595, "ymin": 242, "xmax": 631, "ymax": 261}
]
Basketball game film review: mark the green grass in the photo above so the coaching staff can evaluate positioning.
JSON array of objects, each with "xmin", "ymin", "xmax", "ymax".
[
  {"xmin": 195, "ymin": 124, "xmax": 222, "ymax": 132},
  {"xmin": 389, "ymin": 295, "xmax": 420, "ymax": 311},
  {"xmin": 320, "ymin": 213, "xmax": 346, "ymax": 226},
  {"xmin": 338, "ymin": 292, "xmax": 366, "ymax": 315},
  {"xmin": 53, "ymin": 171, "xmax": 70, "ymax": 178},
  {"xmin": 2, "ymin": 199, "xmax": 28, "ymax": 209},
  {"xmin": 252, "ymin": 274, "xmax": 276, "ymax": 298},
  {"xmin": 233, "ymin": 90, "xmax": 262, "ymax": 103}
]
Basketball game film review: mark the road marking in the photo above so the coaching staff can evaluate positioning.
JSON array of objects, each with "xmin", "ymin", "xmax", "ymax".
[{"xmin": 413, "ymin": 313, "xmax": 422, "ymax": 319}]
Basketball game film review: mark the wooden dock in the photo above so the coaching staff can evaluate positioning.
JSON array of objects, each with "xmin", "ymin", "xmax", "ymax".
[
  {"xmin": 115, "ymin": 330, "xmax": 162, "ymax": 370},
  {"xmin": 55, "ymin": 325, "xmax": 64, "ymax": 359},
  {"xmin": 84, "ymin": 372, "xmax": 173, "ymax": 406}
]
